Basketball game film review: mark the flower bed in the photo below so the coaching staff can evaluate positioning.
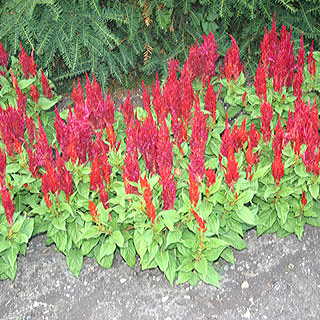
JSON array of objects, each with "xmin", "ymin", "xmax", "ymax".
[{"xmin": 0, "ymin": 20, "xmax": 319, "ymax": 286}]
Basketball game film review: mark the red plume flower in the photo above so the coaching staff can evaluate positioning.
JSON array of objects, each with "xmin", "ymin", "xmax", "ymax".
[
  {"xmin": 272, "ymin": 153, "xmax": 284, "ymax": 185},
  {"xmin": 224, "ymin": 146, "xmax": 239, "ymax": 190},
  {"xmin": 301, "ymin": 191, "xmax": 307, "ymax": 207},
  {"xmin": 204, "ymin": 83, "xmax": 217, "ymax": 123},
  {"xmin": 41, "ymin": 71, "xmax": 53, "ymax": 99},
  {"xmin": 260, "ymin": 101, "xmax": 273, "ymax": 143},
  {"xmin": 0, "ymin": 43, "xmax": 8, "ymax": 67},
  {"xmin": 30, "ymin": 84, "xmax": 40, "ymax": 103},
  {"xmin": 307, "ymin": 41, "xmax": 316, "ymax": 78},
  {"xmin": 190, "ymin": 208, "xmax": 206, "ymax": 232},
  {"xmin": 1, "ymin": 187, "xmax": 15, "ymax": 225},
  {"xmin": 139, "ymin": 176, "xmax": 156, "ymax": 223},
  {"xmin": 19, "ymin": 43, "xmax": 37, "ymax": 78},
  {"xmin": 223, "ymin": 35, "xmax": 243, "ymax": 81}
]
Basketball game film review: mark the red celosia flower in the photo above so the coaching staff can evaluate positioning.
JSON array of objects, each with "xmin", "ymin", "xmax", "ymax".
[
  {"xmin": 204, "ymin": 83, "xmax": 217, "ymax": 123},
  {"xmin": 19, "ymin": 43, "xmax": 37, "ymax": 78},
  {"xmin": 139, "ymin": 176, "xmax": 156, "ymax": 223},
  {"xmin": 41, "ymin": 71, "xmax": 52, "ymax": 99},
  {"xmin": 260, "ymin": 100, "xmax": 273, "ymax": 143},
  {"xmin": 1, "ymin": 187, "xmax": 15, "ymax": 225},
  {"xmin": 232, "ymin": 118, "xmax": 247, "ymax": 151},
  {"xmin": 293, "ymin": 68, "xmax": 303, "ymax": 98},
  {"xmin": 99, "ymin": 185, "xmax": 109, "ymax": 210},
  {"xmin": 248, "ymin": 123, "xmax": 260, "ymax": 148},
  {"xmin": 182, "ymin": 32, "xmax": 219, "ymax": 83},
  {"xmin": 205, "ymin": 169, "xmax": 216, "ymax": 187},
  {"xmin": 245, "ymin": 140, "xmax": 259, "ymax": 180},
  {"xmin": 301, "ymin": 191, "xmax": 307, "ymax": 207},
  {"xmin": 189, "ymin": 103, "xmax": 208, "ymax": 180},
  {"xmin": 224, "ymin": 146, "xmax": 240, "ymax": 190},
  {"xmin": 0, "ymin": 149, "xmax": 6, "ymax": 185},
  {"xmin": 0, "ymin": 43, "xmax": 8, "ymax": 67},
  {"xmin": 90, "ymin": 158, "xmax": 103, "ymax": 191},
  {"xmin": 137, "ymin": 111, "xmax": 158, "ymax": 174},
  {"xmin": 190, "ymin": 208, "xmax": 206, "ymax": 232},
  {"xmin": 254, "ymin": 62, "xmax": 267, "ymax": 100},
  {"xmin": 272, "ymin": 153, "xmax": 284, "ymax": 185},
  {"xmin": 88, "ymin": 200, "xmax": 99, "ymax": 222},
  {"xmin": 242, "ymin": 91, "xmax": 247, "ymax": 107},
  {"xmin": 307, "ymin": 41, "xmax": 316, "ymax": 78},
  {"xmin": 120, "ymin": 91, "xmax": 135, "ymax": 126},
  {"xmin": 157, "ymin": 119, "xmax": 173, "ymax": 179},
  {"xmin": 160, "ymin": 175, "xmax": 176, "ymax": 210},
  {"xmin": 152, "ymin": 73, "xmax": 167, "ymax": 122},
  {"xmin": 189, "ymin": 169, "xmax": 200, "ymax": 208},
  {"xmin": 30, "ymin": 84, "xmax": 40, "ymax": 103},
  {"xmin": 223, "ymin": 35, "xmax": 244, "ymax": 81},
  {"xmin": 220, "ymin": 113, "xmax": 232, "ymax": 157}
]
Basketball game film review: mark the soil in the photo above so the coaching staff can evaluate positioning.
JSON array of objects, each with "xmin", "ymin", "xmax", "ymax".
[{"xmin": 0, "ymin": 226, "xmax": 319, "ymax": 320}]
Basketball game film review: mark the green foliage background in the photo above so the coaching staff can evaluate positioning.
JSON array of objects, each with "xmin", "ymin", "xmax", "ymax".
[{"xmin": 0, "ymin": 0, "xmax": 319, "ymax": 89}]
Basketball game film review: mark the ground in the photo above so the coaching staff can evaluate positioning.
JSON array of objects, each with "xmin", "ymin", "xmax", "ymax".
[{"xmin": 0, "ymin": 225, "xmax": 319, "ymax": 320}]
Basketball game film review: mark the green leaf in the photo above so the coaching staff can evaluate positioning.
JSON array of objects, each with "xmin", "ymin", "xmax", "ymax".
[
  {"xmin": 18, "ymin": 78, "xmax": 36, "ymax": 90},
  {"xmin": 220, "ymin": 232, "xmax": 247, "ymax": 250},
  {"xmin": 163, "ymin": 252, "xmax": 176, "ymax": 286},
  {"xmin": 133, "ymin": 231, "xmax": 147, "ymax": 258},
  {"xmin": 66, "ymin": 248, "xmax": 83, "ymax": 276},
  {"xmin": 82, "ymin": 224, "xmax": 101, "ymax": 239},
  {"xmin": 5, "ymin": 245, "xmax": 19, "ymax": 269},
  {"xmin": 160, "ymin": 210, "xmax": 180, "ymax": 231},
  {"xmin": 176, "ymin": 271, "xmax": 192, "ymax": 284},
  {"xmin": 52, "ymin": 216, "xmax": 66, "ymax": 231},
  {"xmin": 97, "ymin": 254, "xmax": 114, "ymax": 269},
  {"xmin": 194, "ymin": 257, "xmax": 208, "ymax": 275},
  {"xmin": 199, "ymin": 266, "xmax": 221, "ymax": 287},
  {"xmin": 0, "ymin": 239, "xmax": 11, "ymax": 253},
  {"xmin": 155, "ymin": 249, "xmax": 169, "ymax": 271},
  {"xmin": 221, "ymin": 247, "xmax": 235, "ymax": 263},
  {"xmin": 294, "ymin": 164, "xmax": 309, "ymax": 178},
  {"xmin": 20, "ymin": 218, "xmax": 34, "ymax": 240},
  {"xmin": 38, "ymin": 96, "xmax": 61, "ymax": 111},
  {"xmin": 275, "ymin": 200, "xmax": 289, "ymax": 225},
  {"xmin": 99, "ymin": 238, "xmax": 116, "ymax": 258},
  {"xmin": 12, "ymin": 215, "xmax": 26, "ymax": 234},
  {"xmin": 81, "ymin": 238, "xmax": 99, "ymax": 255},
  {"xmin": 237, "ymin": 189, "xmax": 255, "ymax": 205},
  {"xmin": 166, "ymin": 230, "xmax": 182, "ymax": 248},
  {"xmin": 51, "ymin": 231, "xmax": 68, "ymax": 253},
  {"xmin": 309, "ymin": 184, "xmax": 319, "ymax": 199},
  {"xmin": 120, "ymin": 240, "xmax": 136, "ymax": 267},
  {"xmin": 237, "ymin": 206, "xmax": 256, "ymax": 226},
  {"xmin": 111, "ymin": 230, "xmax": 125, "ymax": 247}
]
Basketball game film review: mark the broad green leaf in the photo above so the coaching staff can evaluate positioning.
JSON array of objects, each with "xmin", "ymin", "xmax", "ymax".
[
  {"xmin": 199, "ymin": 266, "xmax": 221, "ymax": 287},
  {"xmin": 155, "ymin": 249, "xmax": 169, "ymax": 271},
  {"xmin": 0, "ymin": 239, "xmax": 10, "ymax": 253},
  {"xmin": 99, "ymin": 238, "xmax": 116, "ymax": 258},
  {"xmin": 237, "ymin": 206, "xmax": 256, "ymax": 226},
  {"xmin": 275, "ymin": 200, "xmax": 289, "ymax": 225},
  {"xmin": 81, "ymin": 238, "xmax": 99, "ymax": 255},
  {"xmin": 294, "ymin": 164, "xmax": 309, "ymax": 178},
  {"xmin": 18, "ymin": 78, "xmax": 36, "ymax": 89},
  {"xmin": 38, "ymin": 96, "xmax": 61, "ymax": 111},
  {"xmin": 176, "ymin": 271, "xmax": 192, "ymax": 284},
  {"xmin": 209, "ymin": 238, "xmax": 229, "ymax": 248},
  {"xmin": 221, "ymin": 247, "xmax": 235, "ymax": 264},
  {"xmin": 5, "ymin": 245, "xmax": 19, "ymax": 269},
  {"xmin": 166, "ymin": 230, "xmax": 182, "ymax": 248},
  {"xmin": 111, "ymin": 230, "xmax": 125, "ymax": 247},
  {"xmin": 194, "ymin": 257, "xmax": 208, "ymax": 275},
  {"xmin": 163, "ymin": 252, "xmax": 176, "ymax": 286},
  {"xmin": 220, "ymin": 232, "xmax": 247, "ymax": 250},
  {"xmin": 12, "ymin": 215, "xmax": 26, "ymax": 234},
  {"xmin": 52, "ymin": 216, "xmax": 66, "ymax": 231},
  {"xmin": 120, "ymin": 241, "xmax": 136, "ymax": 267},
  {"xmin": 97, "ymin": 254, "xmax": 114, "ymax": 269},
  {"xmin": 133, "ymin": 231, "xmax": 147, "ymax": 258},
  {"xmin": 82, "ymin": 224, "xmax": 101, "ymax": 239},
  {"xmin": 66, "ymin": 249, "xmax": 83, "ymax": 277},
  {"xmin": 21, "ymin": 218, "xmax": 34, "ymax": 240},
  {"xmin": 309, "ymin": 184, "xmax": 319, "ymax": 199},
  {"xmin": 204, "ymin": 247, "xmax": 226, "ymax": 262},
  {"xmin": 252, "ymin": 164, "xmax": 270, "ymax": 181},
  {"xmin": 237, "ymin": 189, "xmax": 255, "ymax": 205},
  {"xmin": 160, "ymin": 210, "xmax": 180, "ymax": 231}
]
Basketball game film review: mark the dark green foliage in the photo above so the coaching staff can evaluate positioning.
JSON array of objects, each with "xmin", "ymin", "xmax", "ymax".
[{"xmin": 0, "ymin": 0, "xmax": 319, "ymax": 89}]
